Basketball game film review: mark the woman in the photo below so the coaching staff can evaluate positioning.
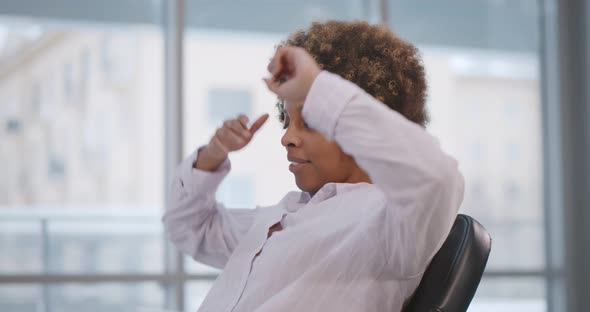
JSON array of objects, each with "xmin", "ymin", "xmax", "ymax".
[{"xmin": 163, "ymin": 21, "xmax": 464, "ymax": 312}]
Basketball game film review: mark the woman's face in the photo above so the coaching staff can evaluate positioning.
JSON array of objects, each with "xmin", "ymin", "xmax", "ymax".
[{"xmin": 279, "ymin": 101, "xmax": 370, "ymax": 194}]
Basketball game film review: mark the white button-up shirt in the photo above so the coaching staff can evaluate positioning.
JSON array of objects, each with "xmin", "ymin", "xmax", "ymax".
[{"xmin": 163, "ymin": 71, "xmax": 465, "ymax": 312}]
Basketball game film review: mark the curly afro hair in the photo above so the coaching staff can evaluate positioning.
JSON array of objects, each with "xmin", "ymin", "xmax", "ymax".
[{"xmin": 281, "ymin": 20, "xmax": 429, "ymax": 126}]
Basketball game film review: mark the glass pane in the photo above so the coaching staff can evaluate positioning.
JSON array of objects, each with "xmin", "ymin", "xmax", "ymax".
[
  {"xmin": 0, "ymin": 8, "xmax": 165, "ymax": 274},
  {"xmin": 0, "ymin": 283, "xmax": 168, "ymax": 312},
  {"xmin": 185, "ymin": 281, "xmax": 214, "ymax": 312},
  {"xmin": 389, "ymin": 0, "xmax": 544, "ymax": 271},
  {"xmin": 186, "ymin": 0, "xmax": 382, "ymax": 33},
  {"xmin": 469, "ymin": 277, "xmax": 546, "ymax": 312},
  {"xmin": 49, "ymin": 283, "xmax": 165, "ymax": 312},
  {"xmin": 0, "ymin": 284, "xmax": 41, "ymax": 312},
  {"xmin": 0, "ymin": 220, "xmax": 42, "ymax": 273},
  {"xmin": 48, "ymin": 217, "xmax": 163, "ymax": 273},
  {"xmin": 389, "ymin": 0, "xmax": 538, "ymax": 52}
]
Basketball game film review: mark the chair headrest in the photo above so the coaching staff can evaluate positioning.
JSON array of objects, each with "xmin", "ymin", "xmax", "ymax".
[{"xmin": 403, "ymin": 214, "xmax": 492, "ymax": 312}]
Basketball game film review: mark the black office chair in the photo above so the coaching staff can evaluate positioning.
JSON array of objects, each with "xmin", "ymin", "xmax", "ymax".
[{"xmin": 403, "ymin": 214, "xmax": 492, "ymax": 312}]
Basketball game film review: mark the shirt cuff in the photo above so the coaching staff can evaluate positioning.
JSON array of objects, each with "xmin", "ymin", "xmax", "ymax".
[
  {"xmin": 177, "ymin": 146, "xmax": 231, "ymax": 196},
  {"xmin": 301, "ymin": 71, "xmax": 359, "ymax": 141}
]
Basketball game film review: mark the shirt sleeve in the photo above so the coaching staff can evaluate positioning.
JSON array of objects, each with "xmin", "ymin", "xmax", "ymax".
[
  {"xmin": 302, "ymin": 71, "xmax": 465, "ymax": 278},
  {"xmin": 162, "ymin": 147, "xmax": 258, "ymax": 269}
]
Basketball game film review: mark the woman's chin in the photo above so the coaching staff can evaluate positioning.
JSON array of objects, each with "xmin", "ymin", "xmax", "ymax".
[{"xmin": 295, "ymin": 177, "xmax": 321, "ymax": 194}]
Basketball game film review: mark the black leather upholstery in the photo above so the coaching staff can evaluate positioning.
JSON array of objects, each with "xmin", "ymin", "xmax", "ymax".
[{"xmin": 403, "ymin": 214, "xmax": 492, "ymax": 312}]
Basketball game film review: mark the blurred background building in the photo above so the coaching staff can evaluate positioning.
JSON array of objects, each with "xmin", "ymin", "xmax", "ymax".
[{"xmin": 0, "ymin": 0, "xmax": 588, "ymax": 311}]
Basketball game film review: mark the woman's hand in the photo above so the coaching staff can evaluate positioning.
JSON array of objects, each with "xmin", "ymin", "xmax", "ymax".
[
  {"xmin": 264, "ymin": 47, "xmax": 321, "ymax": 109},
  {"xmin": 195, "ymin": 113, "xmax": 269, "ymax": 171}
]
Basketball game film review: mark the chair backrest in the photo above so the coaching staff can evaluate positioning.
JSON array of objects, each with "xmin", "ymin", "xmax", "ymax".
[{"xmin": 403, "ymin": 214, "xmax": 492, "ymax": 312}]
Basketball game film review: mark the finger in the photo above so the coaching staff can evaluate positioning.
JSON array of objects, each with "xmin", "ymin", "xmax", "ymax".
[
  {"xmin": 224, "ymin": 119, "xmax": 251, "ymax": 140},
  {"xmin": 278, "ymin": 47, "xmax": 298, "ymax": 79},
  {"xmin": 264, "ymin": 77, "xmax": 296, "ymax": 101},
  {"xmin": 237, "ymin": 114, "xmax": 249, "ymax": 129},
  {"xmin": 249, "ymin": 113, "xmax": 270, "ymax": 134},
  {"xmin": 216, "ymin": 127, "xmax": 246, "ymax": 149},
  {"xmin": 268, "ymin": 47, "xmax": 284, "ymax": 77},
  {"xmin": 269, "ymin": 47, "xmax": 296, "ymax": 82},
  {"xmin": 263, "ymin": 77, "xmax": 281, "ymax": 95}
]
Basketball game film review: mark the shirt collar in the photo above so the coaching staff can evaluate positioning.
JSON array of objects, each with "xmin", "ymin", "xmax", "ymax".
[{"xmin": 296, "ymin": 182, "xmax": 372, "ymax": 206}]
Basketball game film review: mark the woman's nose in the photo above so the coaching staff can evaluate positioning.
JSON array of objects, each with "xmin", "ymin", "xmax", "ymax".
[{"xmin": 281, "ymin": 127, "xmax": 302, "ymax": 147}]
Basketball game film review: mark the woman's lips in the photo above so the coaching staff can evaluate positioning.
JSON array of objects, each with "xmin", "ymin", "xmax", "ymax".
[
  {"xmin": 289, "ymin": 161, "xmax": 310, "ymax": 173},
  {"xmin": 288, "ymin": 157, "xmax": 310, "ymax": 173}
]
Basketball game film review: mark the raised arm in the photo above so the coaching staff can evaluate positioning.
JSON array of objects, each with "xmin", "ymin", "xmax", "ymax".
[
  {"xmin": 163, "ymin": 114, "xmax": 269, "ymax": 269},
  {"xmin": 303, "ymin": 72, "xmax": 464, "ymax": 278}
]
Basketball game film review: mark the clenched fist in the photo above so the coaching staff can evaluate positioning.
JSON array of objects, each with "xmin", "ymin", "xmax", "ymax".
[
  {"xmin": 263, "ymin": 46, "xmax": 321, "ymax": 108},
  {"xmin": 194, "ymin": 113, "xmax": 269, "ymax": 171}
]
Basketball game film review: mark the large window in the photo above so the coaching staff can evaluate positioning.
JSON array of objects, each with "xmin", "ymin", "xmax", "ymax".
[
  {"xmin": 0, "ymin": 3, "xmax": 166, "ymax": 311},
  {"xmin": 0, "ymin": 0, "xmax": 559, "ymax": 311}
]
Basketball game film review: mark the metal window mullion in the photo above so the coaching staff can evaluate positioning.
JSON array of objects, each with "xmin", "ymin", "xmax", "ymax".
[
  {"xmin": 539, "ymin": 1, "xmax": 564, "ymax": 311},
  {"xmin": 559, "ymin": 0, "xmax": 590, "ymax": 310},
  {"xmin": 379, "ymin": 0, "xmax": 389, "ymax": 25},
  {"xmin": 0, "ymin": 270, "xmax": 548, "ymax": 283},
  {"xmin": 163, "ymin": 0, "xmax": 185, "ymax": 311},
  {"xmin": 41, "ymin": 218, "xmax": 51, "ymax": 312},
  {"xmin": 0, "ymin": 273, "xmax": 217, "ymax": 284},
  {"xmin": 540, "ymin": 0, "xmax": 590, "ymax": 312}
]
